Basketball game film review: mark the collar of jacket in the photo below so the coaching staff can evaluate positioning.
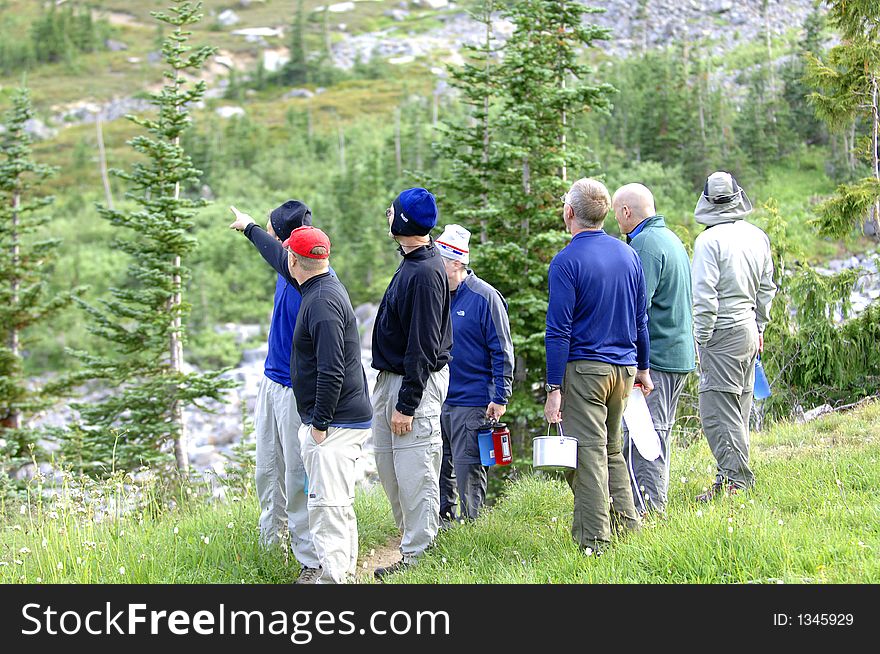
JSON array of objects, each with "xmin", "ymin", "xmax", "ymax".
[
  {"xmin": 399, "ymin": 236, "xmax": 438, "ymax": 260},
  {"xmin": 626, "ymin": 214, "xmax": 666, "ymax": 243},
  {"xmin": 299, "ymin": 270, "xmax": 332, "ymax": 293}
]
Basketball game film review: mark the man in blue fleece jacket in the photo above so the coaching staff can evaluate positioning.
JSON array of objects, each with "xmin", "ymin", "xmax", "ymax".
[
  {"xmin": 544, "ymin": 178, "xmax": 653, "ymax": 555},
  {"xmin": 435, "ymin": 224, "xmax": 513, "ymax": 523},
  {"xmin": 228, "ymin": 201, "xmax": 319, "ymax": 584}
]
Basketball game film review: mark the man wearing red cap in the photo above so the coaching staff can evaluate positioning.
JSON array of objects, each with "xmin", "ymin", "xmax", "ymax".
[{"xmin": 282, "ymin": 226, "xmax": 373, "ymax": 584}]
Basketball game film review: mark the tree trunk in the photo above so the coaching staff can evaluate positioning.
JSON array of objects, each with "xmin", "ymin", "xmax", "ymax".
[
  {"xmin": 871, "ymin": 74, "xmax": 880, "ymax": 237},
  {"xmin": 479, "ymin": 7, "xmax": 492, "ymax": 245},
  {"xmin": 96, "ymin": 113, "xmax": 114, "ymax": 210},
  {"xmin": 394, "ymin": 108, "xmax": 402, "ymax": 177},
  {"xmin": 171, "ymin": 69, "xmax": 188, "ymax": 473},
  {"xmin": 9, "ymin": 190, "xmax": 21, "ymax": 430},
  {"xmin": 338, "ymin": 123, "xmax": 346, "ymax": 173}
]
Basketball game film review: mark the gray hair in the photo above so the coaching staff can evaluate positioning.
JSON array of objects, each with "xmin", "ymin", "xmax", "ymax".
[
  {"xmin": 567, "ymin": 178, "xmax": 611, "ymax": 229},
  {"xmin": 293, "ymin": 247, "xmax": 330, "ymax": 272}
]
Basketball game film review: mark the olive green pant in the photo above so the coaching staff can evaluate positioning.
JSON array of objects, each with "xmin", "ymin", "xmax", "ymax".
[
  {"xmin": 697, "ymin": 323, "xmax": 759, "ymax": 489},
  {"xmin": 562, "ymin": 360, "xmax": 641, "ymax": 550}
]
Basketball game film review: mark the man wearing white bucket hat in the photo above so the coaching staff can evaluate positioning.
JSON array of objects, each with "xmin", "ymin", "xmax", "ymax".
[
  {"xmin": 691, "ymin": 171, "xmax": 776, "ymax": 501},
  {"xmin": 435, "ymin": 224, "xmax": 514, "ymax": 523}
]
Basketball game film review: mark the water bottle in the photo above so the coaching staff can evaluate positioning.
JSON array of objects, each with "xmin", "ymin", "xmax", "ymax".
[{"xmin": 754, "ymin": 355, "xmax": 771, "ymax": 400}]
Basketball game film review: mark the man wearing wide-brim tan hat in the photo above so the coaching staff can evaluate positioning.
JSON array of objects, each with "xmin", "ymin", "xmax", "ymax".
[{"xmin": 691, "ymin": 171, "xmax": 777, "ymax": 501}]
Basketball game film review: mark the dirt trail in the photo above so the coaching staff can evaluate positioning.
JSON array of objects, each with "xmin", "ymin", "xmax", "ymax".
[{"xmin": 356, "ymin": 535, "xmax": 401, "ymax": 582}]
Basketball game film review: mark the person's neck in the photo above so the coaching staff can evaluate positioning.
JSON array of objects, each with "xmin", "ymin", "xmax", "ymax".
[
  {"xmin": 448, "ymin": 269, "xmax": 468, "ymax": 291},
  {"xmin": 294, "ymin": 267, "xmax": 329, "ymax": 286},
  {"xmin": 396, "ymin": 236, "xmax": 430, "ymax": 254},
  {"xmin": 570, "ymin": 225, "xmax": 602, "ymax": 237}
]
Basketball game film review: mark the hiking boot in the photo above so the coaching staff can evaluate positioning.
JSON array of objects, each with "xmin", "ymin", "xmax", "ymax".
[
  {"xmin": 294, "ymin": 566, "xmax": 321, "ymax": 584},
  {"xmin": 374, "ymin": 559, "xmax": 409, "ymax": 581},
  {"xmin": 696, "ymin": 481, "xmax": 724, "ymax": 503}
]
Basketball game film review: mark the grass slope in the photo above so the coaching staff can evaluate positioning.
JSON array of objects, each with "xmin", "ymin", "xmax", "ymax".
[
  {"xmin": 391, "ymin": 401, "xmax": 880, "ymax": 584},
  {"xmin": 2, "ymin": 401, "xmax": 879, "ymax": 584}
]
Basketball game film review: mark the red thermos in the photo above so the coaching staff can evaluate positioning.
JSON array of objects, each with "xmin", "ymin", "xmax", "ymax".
[{"xmin": 491, "ymin": 423, "xmax": 512, "ymax": 466}]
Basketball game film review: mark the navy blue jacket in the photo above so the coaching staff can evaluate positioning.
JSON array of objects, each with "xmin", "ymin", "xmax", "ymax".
[
  {"xmin": 446, "ymin": 272, "xmax": 514, "ymax": 407},
  {"xmin": 293, "ymin": 272, "xmax": 372, "ymax": 431},
  {"xmin": 372, "ymin": 241, "xmax": 452, "ymax": 416},
  {"xmin": 545, "ymin": 230, "xmax": 650, "ymax": 385}
]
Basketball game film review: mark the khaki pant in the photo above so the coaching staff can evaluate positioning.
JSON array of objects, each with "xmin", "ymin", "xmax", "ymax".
[
  {"xmin": 623, "ymin": 369, "xmax": 689, "ymax": 513},
  {"xmin": 254, "ymin": 376, "xmax": 318, "ymax": 568},
  {"xmin": 698, "ymin": 323, "xmax": 759, "ymax": 489},
  {"xmin": 561, "ymin": 360, "xmax": 641, "ymax": 550},
  {"xmin": 299, "ymin": 423, "xmax": 370, "ymax": 584},
  {"xmin": 373, "ymin": 367, "xmax": 449, "ymax": 563}
]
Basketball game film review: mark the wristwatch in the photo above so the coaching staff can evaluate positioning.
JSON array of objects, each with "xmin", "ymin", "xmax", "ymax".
[{"xmin": 544, "ymin": 383, "xmax": 561, "ymax": 393}]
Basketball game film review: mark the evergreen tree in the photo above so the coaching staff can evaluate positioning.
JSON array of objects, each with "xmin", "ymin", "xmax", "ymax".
[
  {"xmin": 281, "ymin": 0, "xmax": 309, "ymax": 86},
  {"xmin": 490, "ymin": 0, "xmax": 614, "ymax": 418},
  {"xmin": 0, "ymin": 89, "xmax": 79, "ymax": 471},
  {"xmin": 780, "ymin": 6, "xmax": 827, "ymax": 147},
  {"xmin": 431, "ymin": 0, "xmax": 501, "ymax": 246},
  {"xmin": 805, "ymin": 0, "xmax": 880, "ymax": 238},
  {"xmin": 69, "ymin": 1, "xmax": 232, "ymax": 476}
]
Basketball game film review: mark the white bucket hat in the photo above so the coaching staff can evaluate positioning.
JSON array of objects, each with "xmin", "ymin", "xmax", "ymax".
[
  {"xmin": 436, "ymin": 224, "xmax": 471, "ymax": 264},
  {"xmin": 694, "ymin": 171, "xmax": 753, "ymax": 226}
]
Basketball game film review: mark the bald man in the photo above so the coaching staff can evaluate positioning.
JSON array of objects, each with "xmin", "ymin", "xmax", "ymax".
[{"xmin": 612, "ymin": 184, "xmax": 695, "ymax": 514}]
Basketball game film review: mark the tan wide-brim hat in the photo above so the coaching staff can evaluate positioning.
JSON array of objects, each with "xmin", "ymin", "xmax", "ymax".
[{"xmin": 694, "ymin": 171, "xmax": 753, "ymax": 225}]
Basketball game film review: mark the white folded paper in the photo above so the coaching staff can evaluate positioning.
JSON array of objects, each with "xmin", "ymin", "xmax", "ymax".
[{"xmin": 622, "ymin": 386, "xmax": 661, "ymax": 461}]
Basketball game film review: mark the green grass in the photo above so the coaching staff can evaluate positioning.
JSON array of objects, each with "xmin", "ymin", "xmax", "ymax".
[
  {"xmin": 390, "ymin": 401, "xmax": 880, "ymax": 584},
  {"xmin": 3, "ymin": 402, "xmax": 879, "ymax": 584},
  {"xmin": 0, "ymin": 475, "xmax": 396, "ymax": 584}
]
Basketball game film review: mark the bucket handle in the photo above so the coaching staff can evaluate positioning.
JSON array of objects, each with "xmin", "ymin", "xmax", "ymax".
[{"xmin": 546, "ymin": 421, "xmax": 566, "ymax": 441}]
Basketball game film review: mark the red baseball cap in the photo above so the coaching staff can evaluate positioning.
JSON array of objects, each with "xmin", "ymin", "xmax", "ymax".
[{"xmin": 282, "ymin": 226, "xmax": 331, "ymax": 259}]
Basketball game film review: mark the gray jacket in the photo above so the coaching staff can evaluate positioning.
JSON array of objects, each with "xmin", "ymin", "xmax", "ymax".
[{"xmin": 691, "ymin": 214, "xmax": 776, "ymax": 345}]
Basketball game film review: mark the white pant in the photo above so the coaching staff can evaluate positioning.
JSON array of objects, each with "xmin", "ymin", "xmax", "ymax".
[
  {"xmin": 254, "ymin": 376, "xmax": 319, "ymax": 568},
  {"xmin": 299, "ymin": 423, "xmax": 370, "ymax": 584},
  {"xmin": 373, "ymin": 367, "xmax": 449, "ymax": 563}
]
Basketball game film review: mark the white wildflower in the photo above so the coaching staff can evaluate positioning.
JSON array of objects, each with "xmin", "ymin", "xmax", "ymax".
[
  {"xmin": 173, "ymin": 527, "xmax": 179, "ymax": 535},
  {"xmin": 19, "ymin": 505, "xmax": 26, "ymax": 515},
  {"xmin": 56, "ymin": 562, "xmax": 63, "ymax": 571},
  {"xmin": 119, "ymin": 567, "xmax": 125, "ymax": 575},
  {"xmin": 728, "ymin": 526, "xmax": 734, "ymax": 533},
  {"xmin": 778, "ymin": 519, "xmax": 784, "ymax": 526},
  {"xmin": 584, "ymin": 547, "xmax": 594, "ymax": 557},
  {"xmin": 680, "ymin": 476, "xmax": 687, "ymax": 484},
  {"xmin": 0, "ymin": 562, "xmax": 8, "ymax": 567},
  {"xmin": 12, "ymin": 524, "xmax": 21, "ymax": 531},
  {"xmin": 696, "ymin": 510, "xmax": 703, "ymax": 517},
  {"xmin": 727, "ymin": 517, "xmax": 733, "ymax": 524},
  {"xmin": 551, "ymin": 516, "xmax": 558, "ymax": 523},
  {"xmin": 441, "ymin": 557, "xmax": 447, "ymax": 564},
  {"xmin": 36, "ymin": 577, "xmax": 41, "ymax": 583},
  {"xmin": 14, "ymin": 559, "xmax": 23, "ymax": 565},
  {"xmin": 76, "ymin": 557, "xmax": 83, "ymax": 565},
  {"xmin": 18, "ymin": 547, "xmax": 31, "ymax": 555},
  {"xmin": 203, "ymin": 536, "xmax": 210, "ymax": 545},
  {"xmin": 227, "ymin": 522, "xmax": 234, "ymax": 529},
  {"xmin": 41, "ymin": 538, "xmax": 48, "ymax": 548},
  {"xmin": 857, "ymin": 541, "xmax": 866, "ymax": 548}
]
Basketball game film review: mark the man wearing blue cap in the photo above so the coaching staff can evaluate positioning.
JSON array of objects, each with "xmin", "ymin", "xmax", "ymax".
[
  {"xmin": 372, "ymin": 188, "xmax": 453, "ymax": 579},
  {"xmin": 228, "ymin": 201, "xmax": 320, "ymax": 584}
]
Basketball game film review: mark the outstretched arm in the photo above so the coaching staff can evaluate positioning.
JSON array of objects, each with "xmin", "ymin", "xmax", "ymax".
[{"xmin": 229, "ymin": 205, "xmax": 296, "ymax": 286}]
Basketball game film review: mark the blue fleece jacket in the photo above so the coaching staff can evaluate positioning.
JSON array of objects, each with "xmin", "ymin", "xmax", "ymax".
[
  {"xmin": 446, "ymin": 271, "xmax": 514, "ymax": 407},
  {"xmin": 264, "ymin": 274, "xmax": 301, "ymax": 388},
  {"xmin": 545, "ymin": 230, "xmax": 650, "ymax": 385}
]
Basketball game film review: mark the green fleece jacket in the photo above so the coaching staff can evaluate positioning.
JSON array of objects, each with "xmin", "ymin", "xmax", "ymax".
[{"xmin": 628, "ymin": 215, "xmax": 696, "ymax": 373}]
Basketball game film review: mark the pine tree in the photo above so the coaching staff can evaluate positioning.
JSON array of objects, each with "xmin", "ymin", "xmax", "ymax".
[
  {"xmin": 431, "ymin": 0, "xmax": 501, "ymax": 246},
  {"xmin": 69, "ymin": 1, "xmax": 232, "ymax": 476},
  {"xmin": 489, "ymin": 0, "xmax": 614, "ymax": 416},
  {"xmin": 805, "ymin": 0, "xmax": 880, "ymax": 238},
  {"xmin": 0, "ymin": 89, "xmax": 79, "ymax": 471},
  {"xmin": 281, "ymin": 0, "xmax": 309, "ymax": 86}
]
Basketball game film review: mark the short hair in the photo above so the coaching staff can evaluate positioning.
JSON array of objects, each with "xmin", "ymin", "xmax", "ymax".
[
  {"xmin": 293, "ymin": 247, "xmax": 329, "ymax": 272},
  {"xmin": 567, "ymin": 178, "xmax": 611, "ymax": 229}
]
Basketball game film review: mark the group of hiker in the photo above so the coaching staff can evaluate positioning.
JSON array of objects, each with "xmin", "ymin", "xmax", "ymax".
[{"xmin": 228, "ymin": 168, "xmax": 776, "ymax": 582}]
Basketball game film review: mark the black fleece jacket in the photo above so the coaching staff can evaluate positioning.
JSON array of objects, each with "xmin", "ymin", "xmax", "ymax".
[
  {"xmin": 371, "ymin": 240, "xmax": 452, "ymax": 415},
  {"xmin": 293, "ymin": 272, "xmax": 372, "ymax": 430}
]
